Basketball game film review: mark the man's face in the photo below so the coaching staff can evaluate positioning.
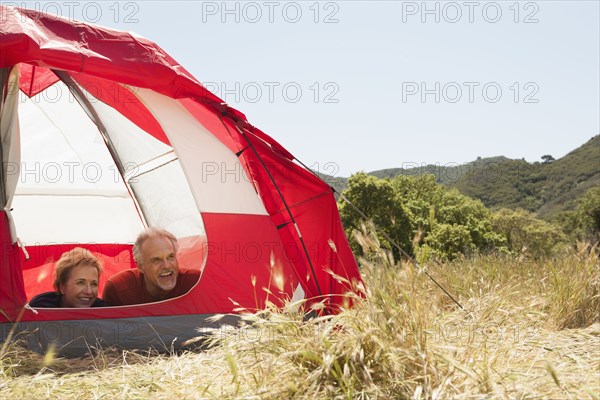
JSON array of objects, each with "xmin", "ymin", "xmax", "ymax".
[{"xmin": 138, "ymin": 236, "xmax": 179, "ymax": 299}]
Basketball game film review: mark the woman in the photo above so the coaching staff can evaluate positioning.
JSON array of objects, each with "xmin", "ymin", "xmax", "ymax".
[{"xmin": 29, "ymin": 248, "xmax": 107, "ymax": 308}]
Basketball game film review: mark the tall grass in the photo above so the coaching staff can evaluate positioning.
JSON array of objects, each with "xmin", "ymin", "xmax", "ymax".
[
  {"xmin": 208, "ymin": 235, "xmax": 599, "ymax": 399},
  {"xmin": 1, "ymin": 237, "xmax": 598, "ymax": 399}
]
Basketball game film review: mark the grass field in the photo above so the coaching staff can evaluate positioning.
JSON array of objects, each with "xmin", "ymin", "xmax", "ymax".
[{"xmin": 1, "ymin": 239, "xmax": 598, "ymax": 399}]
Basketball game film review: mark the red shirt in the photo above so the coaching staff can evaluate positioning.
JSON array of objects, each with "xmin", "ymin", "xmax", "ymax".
[{"xmin": 102, "ymin": 268, "xmax": 200, "ymax": 306}]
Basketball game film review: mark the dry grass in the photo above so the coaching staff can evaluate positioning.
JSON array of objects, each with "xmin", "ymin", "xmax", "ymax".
[{"xmin": 1, "ymin": 236, "xmax": 598, "ymax": 399}]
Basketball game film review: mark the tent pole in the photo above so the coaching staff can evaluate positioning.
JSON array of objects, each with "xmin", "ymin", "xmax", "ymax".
[{"xmin": 0, "ymin": 68, "xmax": 9, "ymax": 208}]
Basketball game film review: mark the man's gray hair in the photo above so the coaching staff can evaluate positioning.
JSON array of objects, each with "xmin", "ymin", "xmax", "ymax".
[{"xmin": 132, "ymin": 227, "xmax": 179, "ymax": 267}]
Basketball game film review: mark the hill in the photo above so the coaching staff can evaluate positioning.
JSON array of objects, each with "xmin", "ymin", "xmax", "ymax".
[
  {"xmin": 449, "ymin": 135, "xmax": 599, "ymax": 218},
  {"xmin": 318, "ymin": 135, "xmax": 599, "ymax": 219},
  {"xmin": 369, "ymin": 156, "xmax": 511, "ymax": 185},
  {"xmin": 315, "ymin": 171, "xmax": 348, "ymax": 194}
]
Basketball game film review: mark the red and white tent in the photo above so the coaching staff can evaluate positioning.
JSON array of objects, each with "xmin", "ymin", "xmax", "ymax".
[{"xmin": 0, "ymin": 6, "xmax": 362, "ymax": 355}]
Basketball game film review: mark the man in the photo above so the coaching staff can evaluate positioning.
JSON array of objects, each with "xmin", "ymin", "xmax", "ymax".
[{"xmin": 103, "ymin": 227, "xmax": 200, "ymax": 306}]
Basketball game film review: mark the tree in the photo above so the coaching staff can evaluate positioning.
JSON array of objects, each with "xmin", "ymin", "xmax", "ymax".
[
  {"xmin": 492, "ymin": 208, "xmax": 566, "ymax": 257},
  {"xmin": 541, "ymin": 154, "xmax": 555, "ymax": 164},
  {"xmin": 339, "ymin": 173, "xmax": 505, "ymax": 261},
  {"xmin": 391, "ymin": 174, "xmax": 444, "ymax": 234},
  {"xmin": 338, "ymin": 173, "xmax": 413, "ymax": 259},
  {"xmin": 422, "ymin": 223, "xmax": 475, "ymax": 261},
  {"xmin": 560, "ymin": 186, "xmax": 600, "ymax": 244},
  {"xmin": 392, "ymin": 175, "xmax": 504, "ymax": 254},
  {"xmin": 577, "ymin": 186, "xmax": 600, "ymax": 240}
]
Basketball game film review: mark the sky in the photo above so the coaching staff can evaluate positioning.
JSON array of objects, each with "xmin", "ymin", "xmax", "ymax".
[{"xmin": 13, "ymin": 0, "xmax": 600, "ymax": 177}]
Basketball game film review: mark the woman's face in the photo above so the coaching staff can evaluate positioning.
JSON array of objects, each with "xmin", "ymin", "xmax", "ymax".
[{"xmin": 59, "ymin": 264, "xmax": 99, "ymax": 308}]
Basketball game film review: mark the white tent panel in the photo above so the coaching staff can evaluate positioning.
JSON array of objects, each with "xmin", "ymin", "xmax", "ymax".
[
  {"xmin": 130, "ymin": 160, "xmax": 206, "ymax": 239},
  {"xmin": 11, "ymin": 81, "xmax": 145, "ymax": 244},
  {"xmin": 2, "ymin": 68, "xmax": 22, "ymax": 211},
  {"xmin": 1, "ymin": 67, "xmax": 22, "ymax": 243},
  {"xmin": 136, "ymin": 88, "xmax": 268, "ymax": 216},
  {"xmin": 15, "ymin": 82, "xmax": 129, "ymax": 193},
  {"xmin": 13, "ymin": 195, "xmax": 143, "ymax": 244}
]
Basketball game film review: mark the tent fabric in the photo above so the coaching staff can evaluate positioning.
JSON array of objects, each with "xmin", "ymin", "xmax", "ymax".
[
  {"xmin": 71, "ymin": 73, "xmax": 171, "ymax": 146},
  {"xmin": 0, "ymin": 5, "xmax": 362, "ymax": 354},
  {"xmin": 6, "ymin": 314, "xmax": 242, "ymax": 358},
  {"xmin": 18, "ymin": 64, "xmax": 59, "ymax": 97},
  {"xmin": 0, "ymin": 6, "xmax": 248, "ymax": 124},
  {"xmin": 1, "ymin": 67, "xmax": 21, "ymax": 215},
  {"xmin": 0, "ymin": 211, "xmax": 26, "ymax": 313}
]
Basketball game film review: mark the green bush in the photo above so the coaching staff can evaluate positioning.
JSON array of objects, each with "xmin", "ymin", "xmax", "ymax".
[
  {"xmin": 422, "ymin": 223, "xmax": 475, "ymax": 261},
  {"xmin": 559, "ymin": 186, "xmax": 600, "ymax": 244},
  {"xmin": 338, "ymin": 173, "xmax": 413, "ymax": 259},
  {"xmin": 492, "ymin": 208, "xmax": 567, "ymax": 257},
  {"xmin": 339, "ymin": 174, "xmax": 505, "ymax": 261}
]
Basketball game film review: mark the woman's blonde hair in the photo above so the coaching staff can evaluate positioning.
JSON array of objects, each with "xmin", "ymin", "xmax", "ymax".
[{"xmin": 53, "ymin": 247, "xmax": 103, "ymax": 291}]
